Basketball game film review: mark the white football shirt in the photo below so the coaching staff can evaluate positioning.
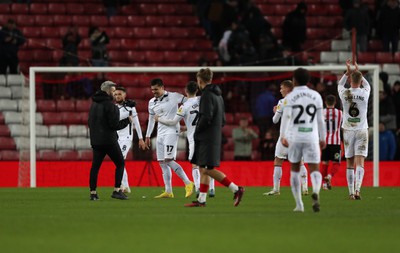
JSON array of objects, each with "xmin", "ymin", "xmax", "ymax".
[
  {"xmin": 272, "ymin": 98, "xmax": 284, "ymax": 130},
  {"xmin": 176, "ymin": 96, "xmax": 200, "ymax": 142},
  {"xmin": 281, "ymin": 86, "xmax": 326, "ymax": 143},
  {"xmin": 117, "ymin": 104, "xmax": 142, "ymax": 141},
  {"xmin": 146, "ymin": 91, "xmax": 184, "ymax": 137},
  {"xmin": 338, "ymin": 75, "xmax": 370, "ymax": 130}
]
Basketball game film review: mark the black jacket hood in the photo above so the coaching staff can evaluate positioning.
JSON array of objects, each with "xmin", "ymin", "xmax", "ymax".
[
  {"xmin": 204, "ymin": 84, "xmax": 222, "ymax": 96},
  {"xmin": 92, "ymin": 90, "xmax": 112, "ymax": 103}
]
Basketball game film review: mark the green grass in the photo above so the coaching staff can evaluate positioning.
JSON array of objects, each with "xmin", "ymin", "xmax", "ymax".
[{"xmin": 0, "ymin": 187, "xmax": 399, "ymax": 253}]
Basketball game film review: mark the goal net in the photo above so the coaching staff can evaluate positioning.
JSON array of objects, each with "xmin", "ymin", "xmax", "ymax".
[{"xmin": 22, "ymin": 65, "xmax": 380, "ymax": 187}]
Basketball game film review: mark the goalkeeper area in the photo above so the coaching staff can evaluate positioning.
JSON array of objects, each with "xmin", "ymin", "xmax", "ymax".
[{"xmin": 0, "ymin": 187, "xmax": 399, "ymax": 253}]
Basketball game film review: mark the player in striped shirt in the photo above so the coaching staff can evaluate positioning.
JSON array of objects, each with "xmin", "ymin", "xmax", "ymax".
[
  {"xmin": 321, "ymin": 95, "xmax": 343, "ymax": 190},
  {"xmin": 338, "ymin": 60, "xmax": 370, "ymax": 200}
]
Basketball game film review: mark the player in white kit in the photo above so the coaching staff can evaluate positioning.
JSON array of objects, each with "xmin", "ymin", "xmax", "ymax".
[
  {"xmin": 264, "ymin": 80, "xmax": 309, "ymax": 196},
  {"xmin": 281, "ymin": 68, "xmax": 326, "ymax": 212},
  {"xmin": 145, "ymin": 78, "xmax": 194, "ymax": 198},
  {"xmin": 114, "ymin": 87, "xmax": 146, "ymax": 194},
  {"xmin": 155, "ymin": 81, "xmax": 216, "ymax": 197},
  {"xmin": 338, "ymin": 60, "xmax": 370, "ymax": 200}
]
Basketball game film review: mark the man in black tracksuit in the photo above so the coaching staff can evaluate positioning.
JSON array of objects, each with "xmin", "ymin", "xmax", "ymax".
[
  {"xmin": 185, "ymin": 68, "xmax": 245, "ymax": 207},
  {"xmin": 88, "ymin": 81, "xmax": 132, "ymax": 200}
]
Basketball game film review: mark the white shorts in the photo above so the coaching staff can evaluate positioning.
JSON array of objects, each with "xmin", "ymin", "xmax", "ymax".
[
  {"xmin": 188, "ymin": 138, "xmax": 195, "ymax": 161},
  {"xmin": 288, "ymin": 142, "xmax": 320, "ymax": 164},
  {"xmin": 156, "ymin": 134, "xmax": 178, "ymax": 161},
  {"xmin": 343, "ymin": 129, "xmax": 368, "ymax": 158},
  {"xmin": 118, "ymin": 139, "xmax": 132, "ymax": 159},
  {"xmin": 275, "ymin": 137, "xmax": 288, "ymax": 159}
]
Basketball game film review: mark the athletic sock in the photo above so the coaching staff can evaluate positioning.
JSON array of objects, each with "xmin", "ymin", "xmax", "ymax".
[
  {"xmin": 167, "ymin": 160, "xmax": 191, "ymax": 185},
  {"xmin": 346, "ymin": 168, "xmax": 355, "ymax": 195},
  {"xmin": 192, "ymin": 166, "xmax": 200, "ymax": 191},
  {"xmin": 121, "ymin": 168, "xmax": 129, "ymax": 188},
  {"xmin": 209, "ymin": 177, "xmax": 215, "ymax": 191},
  {"xmin": 355, "ymin": 166, "xmax": 365, "ymax": 192},
  {"xmin": 221, "ymin": 177, "xmax": 239, "ymax": 193},
  {"xmin": 290, "ymin": 171, "xmax": 303, "ymax": 209},
  {"xmin": 198, "ymin": 183, "xmax": 209, "ymax": 203},
  {"xmin": 273, "ymin": 166, "xmax": 282, "ymax": 192},
  {"xmin": 310, "ymin": 171, "xmax": 322, "ymax": 194},
  {"xmin": 159, "ymin": 162, "xmax": 172, "ymax": 193},
  {"xmin": 300, "ymin": 165, "xmax": 308, "ymax": 191}
]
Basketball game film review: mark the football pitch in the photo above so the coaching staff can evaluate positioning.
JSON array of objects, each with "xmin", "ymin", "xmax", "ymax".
[{"xmin": 0, "ymin": 187, "xmax": 399, "ymax": 253}]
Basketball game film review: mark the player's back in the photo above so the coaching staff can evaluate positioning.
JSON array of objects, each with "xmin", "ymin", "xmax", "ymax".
[
  {"xmin": 324, "ymin": 108, "xmax": 342, "ymax": 145},
  {"xmin": 179, "ymin": 97, "xmax": 199, "ymax": 141},
  {"xmin": 285, "ymin": 86, "xmax": 323, "ymax": 143}
]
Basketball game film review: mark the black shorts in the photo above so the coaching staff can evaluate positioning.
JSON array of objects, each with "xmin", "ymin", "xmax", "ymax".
[{"xmin": 321, "ymin": 144, "xmax": 341, "ymax": 162}]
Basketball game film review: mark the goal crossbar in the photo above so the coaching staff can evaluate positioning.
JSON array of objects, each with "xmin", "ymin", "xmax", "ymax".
[{"xmin": 29, "ymin": 65, "xmax": 380, "ymax": 187}]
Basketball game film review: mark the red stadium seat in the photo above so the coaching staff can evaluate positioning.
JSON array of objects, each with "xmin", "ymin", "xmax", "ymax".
[
  {"xmin": 16, "ymin": 15, "xmax": 35, "ymax": 26},
  {"xmin": 137, "ymin": 39, "xmax": 159, "ymax": 50},
  {"xmin": 146, "ymin": 16, "xmax": 164, "ymax": 27},
  {"xmin": 394, "ymin": 52, "xmax": 400, "ymax": 63},
  {"xmin": 258, "ymin": 4, "xmax": 274, "ymax": 16},
  {"xmin": 114, "ymin": 27, "xmax": 134, "ymax": 38},
  {"xmin": 127, "ymin": 51, "xmax": 146, "ymax": 63},
  {"xmin": 72, "ymin": 15, "xmax": 90, "ymax": 27},
  {"xmin": 158, "ymin": 40, "xmax": 176, "ymax": 50},
  {"xmin": 37, "ymin": 100, "xmax": 56, "ymax": 112},
  {"xmin": 61, "ymin": 112, "xmax": 83, "ymax": 125},
  {"xmin": 90, "ymin": 15, "xmax": 109, "ymax": 27},
  {"xmin": 120, "ymin": 4, "xmax": 138, "ymax": 15},
  {"xmin": 46, "ymin": 39, "xmax": 62, "ymax": 50},
  {"xmin": 376, "ymin": 52, "xmax": 394, "ymax": 63},
  {"xmin": 83, "ymin": 4, "xmax": 105, "ymax": 15},
  {"xmin": 0, "ymin": 137, "xmax": 16, "ymax": 150},
  {"xmin": 126, "ymin": 15, "xmax": 146, "ymax": 27},
  {"xmin": 357, "ymin": 52, "xmax": 376, "ymax": 64},
  {"xmin": 139, "ymin": 4, "xmax": 158, "ymax": 15},
  {"xmin": 66, "ymin": 3, "xmax": 84, "ymax": 14},
  {"xmin": 52, "ymin": 50, "xmax": 63, "ymax": 62},
  {"xmin": 308, "ymin": 4, "xmax": 327, "ymax": 16},
  {"xmin": 11, "ymin": 3, "xmax": 29, "ymax": 14},
  {"xmin": 152, "ymin": 27, "xmax": 170, "ymax": 38},
  {"xmin": 56, "ymin": 100, "xmax": 75, "ymax": 112},
  {"xmin": 157, "ymin": 4, "xmax": 176, "ymax": 15},
  {"xmin": 109, "ymin": 16, "xmax": 128, "ymax": 27},
  {"xmin": 145, "ymin": 51, "xmax": 164, "ymax": 63},
  {"xmin": 175, "ymin": 39, "xmax": 195, "ymax": 50},
  {"xmin": 0, "ymin": 150, "xmax": 19, "ymax": 160},
  {"xmin": 181, "ymin": 16, "xmax": 199, "ymax": 27},
  {"xmin": 196, "ymin": 40, "xmax": 212, "ymax": 50},
  {"xmin": 59, "ymin": 150, "xmax": 79, "ymax": 160},
  {"xmin": 75, "ymin": 100, "xmax": 91, "ymax": 112},
  {"xmin": 48, "ymin": 3, "xmax": 66, "ymax": 14},
  {"xmin": 222, "ymin": 151, "xmax": 235, "ymax": 161},
  {"xmin": 40, "ymin": 150, "xmax": 60, "ymax": 161},
  {"xmin": 21, "ymin": 27, "xmax": 41, "ymax": 38},
  {"xmin": 108, "ymin": 40, "xmax": 121, "ymax": 50},
  {"xmin": 0, "ymin": 125, "xmax": 10, "ymax": 137},
  {"xmin": 79, "ymin": 150, "xmax": 93, "ymax": 161},
  {"xmin": 222, "ymin": 124, "xmax": 236, "ymax": 138},
  {"xmin": 327, "ymin": 4, "xmax": 343, "ymax": 16},
  {"xmin": 18, "ymin": 50, "xmax": 33, "ymax": 62},
  {"xmin": 170, "ymin": 28, "xmax": 189, "ymax": 38},
  {"xmin": 0, "ymin": 4, "xmax": 10, "ymax": 14},
  {"xmin": 29, "ymin": 3, "xmax": 48, "ymax": 14},
  {"xmin": 120, "ymin": 39, "xmax": 138, "ymax": 50},
  {"xmin": 175, "ymin": 5, "xmax": 192, "ymax": 15},
  {"xmin": 133, "ymin": 27, "xmax": 152, "ymax": 38},
  {"xmin": 164, "ymin": 16, "xmax": 182, "ymax": 26},
  {"xmin": 164, "ymin": 51, "xmax": 183, "ymax": 63},
  {"xmin": 368, "ymin": 40, "xmax": 383, "ymax": 51},
  {"xmin": 78, "ymin": 27, "xmax": 89, "ymax": 38},
  {"xmin": 35, "ymin": 15, "xmax": 53, "ymax": 26},
  {"xmin": 108, "ymin": 50, "xmax": 128, "ymax": 62},
  {"xmin": 41, "ymin": 27, "xmax": 61, "ymax": 38},
  {"xmin": 32, "ymin": 50, "xmax": 53, "ymax": 61}
]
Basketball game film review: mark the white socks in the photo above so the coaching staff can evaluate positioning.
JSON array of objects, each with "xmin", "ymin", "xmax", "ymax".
[
  {"xmin": 159, "ymin": 162, "xmax": 172, "ymax": 193},
  {"xmin": 273, "ymin": 166, "xmax": 282, "ymax": 192},
  {"xmin": 355, "ymin": 166, "xmax": 364, "ymax": 192},
  {"xmin": 228, "ymin": 182, "xmax": 239, "ymax": 193},
  {"xmin": 300, "ymin": 165, "xmax": 308, "ymax": 192},
  {"xmin": 347, "ymin": 168, "xmax": 355, "ymax": 195},
  {"xmin": 290, "ymin": 171, "xmax": 304, "ymax": 210},
  {"xmin": 310, "ymin": 171, "xmax": 322, "ymax": 194},
  {"xmin": 198, "ymin": 192, "xmax": 207, "ymax": 203},
  {"xmin": 121, "ymin": 168, "xmax": 129, "ymax": 188},
  {"xmin": 209, "ymin": 177, "xmax": 215, "ymax": 191},
  {"xmin": 167, "ymin": 160, "xmax": 191, "ymax": 185},
  {"xmin": 192, "ymin": 167, "xmax": 200, "ymax": 191}
]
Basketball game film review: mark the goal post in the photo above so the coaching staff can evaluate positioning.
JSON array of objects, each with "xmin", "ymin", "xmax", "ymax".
[{"xmin": 28, "ymin": 65, "xmax": 380, "ymax": 188}]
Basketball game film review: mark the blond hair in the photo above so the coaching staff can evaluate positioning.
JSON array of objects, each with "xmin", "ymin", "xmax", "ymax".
[
  {"xmin": 280, "ymin": 80, "xmax": 294, "ymax": 90},
  {"xmin": 351, "ymin": 70, "xmax": 362, "ymax": 84}
]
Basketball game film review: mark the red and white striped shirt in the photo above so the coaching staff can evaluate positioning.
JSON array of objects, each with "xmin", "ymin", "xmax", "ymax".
[{"xmin": 324, "ymin": 108, "xmax": 342, "ymax": 145}]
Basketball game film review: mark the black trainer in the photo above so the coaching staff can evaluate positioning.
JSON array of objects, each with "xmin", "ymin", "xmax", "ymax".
[
  {"xmin": 90, "ymin": 193, "xmax": 99, "ymax": 201},
  {"xmin": 311, "ymin": 193, "xmax": 320, "ymax": 212},
  {"xmin": 111, "ymin": 190, "xmax": 129, "ymax": 200}
]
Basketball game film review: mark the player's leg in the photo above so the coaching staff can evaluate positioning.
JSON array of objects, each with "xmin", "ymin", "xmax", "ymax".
[
  {"xmin": 326, "ymin": 145, "xmax": 342, "ymax": 190},
  {"xmin": 107, "ymin": 143, "xmax": 129, "ymax": 200},
  {"xmin": 303, "ymin": 142, "xmax": 322, "ymax": 212},
  {"xmin": 209, "ymin": 177, "xmax": 215, "ymax": 197},
  {"xmin": 120, "ymin": 140, "xmax": 132, "ymax": 193},
  {"xmin": 321, "ymin": 146, "xmax": 329, "ymax": 190},
  {"xmin": 264, "ymin": 138, "xmax": 286, "ymax": 196},
  {"xmin": 89, "ymin": 146, "xmax": 107, "ymax": 200},
  {"xmin": 188, "ymin": 139, "xmax": 200, "ymax": 196},
  {"xmin": 300, "ymin": 161, "xmax": 308, "ymax": 195},
  {"xmin": 154, "ymin": 136, "xmax": 174, "ymax": 198},
  {"xmin": 185, "ymin": 166, "xmax": 209, "ymax": 207},
  {"xmin": 288, "ymin": 142, "xmax": 304, "ymax": 212},
  {"xmin": 353, "ymin": 130, "xmax": 368, "ymax": 200},
  {"xmin": 344, "ymin": 130, "xmax": 356, "ymax": 199}
]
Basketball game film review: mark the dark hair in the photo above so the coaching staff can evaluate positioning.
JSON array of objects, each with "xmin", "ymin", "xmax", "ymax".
[
  {"xmin": 325, "ymin": 95, "xmax": 336, "ymax": 106},
  {"xmin": 293, "ymin": 68, "xmax": 309, "ymax": 86},
  {"xmin": 196, "ymin": 68, "xmax": 213, "ymax": 83},
  {"xmin": 88, "ymin": 26, "xmax": 98, "ymax": 37},
  {"xmin": 115, "ymin": 86, "xmax": 126, "ymax": 92},
  {"xmin": 185, "ymin": 81, "xmax": 198, "ymax": 95},
  {"xmin": 150, "ymin": 78, "xmax": 164, "ymax": 87}
]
